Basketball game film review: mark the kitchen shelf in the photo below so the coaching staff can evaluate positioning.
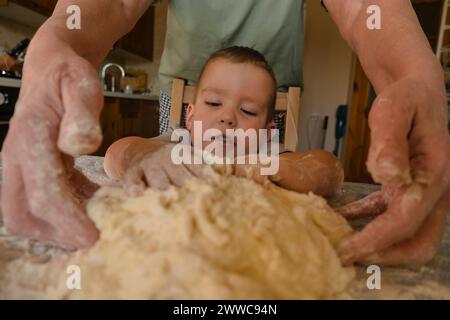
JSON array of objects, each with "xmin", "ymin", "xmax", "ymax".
[
  {"xmin": 103, "ymin": 91, "xmax": 159, "ymax": 101},
  {"xmin": 0, "ymin": 78, "xmax": 159, "ymax": 101}
]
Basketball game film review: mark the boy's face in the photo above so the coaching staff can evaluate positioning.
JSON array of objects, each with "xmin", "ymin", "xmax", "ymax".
[{"xmin": 185, "ymin": 58, "xmax": 276, "ymax": 154}]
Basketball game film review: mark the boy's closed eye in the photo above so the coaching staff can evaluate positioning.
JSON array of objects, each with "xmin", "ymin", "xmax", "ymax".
[
  {"xmin": 241, "ymin": 107, "xmax": 257, "ymax": 116},
  {"xmin": 205, "ymin": 100, "xmax": 258, "ymax": 116},
  {"xmin": 205, "ymin": 101, "xmax": 222, "ymax": 107}
]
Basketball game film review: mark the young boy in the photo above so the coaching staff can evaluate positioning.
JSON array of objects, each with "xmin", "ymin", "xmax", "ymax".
[{"xmin": 104, "ymin": 47, "xmax": 344, "ymax": 198}]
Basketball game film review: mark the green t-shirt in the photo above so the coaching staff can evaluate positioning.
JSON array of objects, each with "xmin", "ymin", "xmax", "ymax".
[{"xmin": 158, "ymin": 0, "xmax": 304, "ymax": 95}]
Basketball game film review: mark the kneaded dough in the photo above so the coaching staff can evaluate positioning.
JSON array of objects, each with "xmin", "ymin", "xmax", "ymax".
[{"xmin": 3, "ymin": 167, "xmax": 354, "ymax": 299}]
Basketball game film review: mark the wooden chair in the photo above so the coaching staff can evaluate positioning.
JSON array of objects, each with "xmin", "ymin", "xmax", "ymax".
[{"xmin": 169, "ymin": 78, "xmax": 301, "ymax": 151}]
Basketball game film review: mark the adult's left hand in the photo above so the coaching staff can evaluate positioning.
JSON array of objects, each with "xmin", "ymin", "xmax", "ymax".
[{"xmin": 337, "ymin": 77, "xmax": 450, "ymax": 266}]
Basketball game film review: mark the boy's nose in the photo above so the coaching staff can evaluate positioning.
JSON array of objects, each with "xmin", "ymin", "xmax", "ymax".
[
  {"xmin": 218, "ymin": 111, "xmax": 237, "ymax": 128},
  {"xmin": 220, "ymin": 118, "xmax": 234, "ymax": 126}
]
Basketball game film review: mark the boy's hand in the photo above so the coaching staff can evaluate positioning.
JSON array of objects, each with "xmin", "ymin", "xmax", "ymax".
[{"xmin": 123, "ymin": 143, "xmax": 209, "ymax": 195}]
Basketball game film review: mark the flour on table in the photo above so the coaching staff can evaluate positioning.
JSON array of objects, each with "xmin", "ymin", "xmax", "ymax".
[{"xmin": 1, "ymin": 166, "xmax": 354, "ymax": 299}]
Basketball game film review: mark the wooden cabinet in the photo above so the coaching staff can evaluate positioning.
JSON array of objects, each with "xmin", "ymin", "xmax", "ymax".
[
  {"xmin": 412, "ymin": 0, "xmax": 443, "ymax": 51},
  {"xmin": 94, "ymin": 98, "xmax": 160, "ymax": 156},
  {"xmin": 343, "ymin": 60, "xmax": 374, "ymax": 184},
  {"xmin": 9, "ymin": 0, "xmax": 155, "ymax": 60},
  {"xmin": 11, "ymin": 0, "xmax": 57, "ymax": 16}
]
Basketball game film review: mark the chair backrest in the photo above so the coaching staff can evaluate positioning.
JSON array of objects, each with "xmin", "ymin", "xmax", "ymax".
[{"xmin": 169, "ymin": 78, "xmax": 301, "ymax": 151}]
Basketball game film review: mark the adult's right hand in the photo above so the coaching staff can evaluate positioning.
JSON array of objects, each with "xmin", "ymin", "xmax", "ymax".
[{"xmin": 1, "ymin": 36, "xmax": 104, "ymax": 249}]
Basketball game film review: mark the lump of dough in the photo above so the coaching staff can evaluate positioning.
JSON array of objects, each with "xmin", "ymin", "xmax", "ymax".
[
  {"xmin": 45, "ymin": 167, "xmax": 354, "ymax": 299},
  {"xmin": 2, "ymin": 167, "xmax": 354, "ymax": 299}
]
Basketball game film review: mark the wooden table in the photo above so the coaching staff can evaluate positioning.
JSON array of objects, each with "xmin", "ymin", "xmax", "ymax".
[{"xmin": 0, "ymin": 156, "xmax": 449, "ymax": 299}]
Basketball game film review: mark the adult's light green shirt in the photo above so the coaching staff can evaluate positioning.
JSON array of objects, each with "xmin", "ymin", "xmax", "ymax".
[{"xmin": 158, "ymin": 0, "xmax": 304, "ymax": 95}]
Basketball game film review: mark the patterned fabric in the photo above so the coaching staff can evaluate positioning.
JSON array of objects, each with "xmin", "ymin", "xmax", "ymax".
[
  {"xmin": 159, "ymin": 90, "xmax": 285, "ymax": 143},
  {"xmin": 159, "ymin": 90, "xmax": 171, "ymax": 134},
  {"xmin": 273, "ymin": 111, "xmax": 285, "ymax": 144}
]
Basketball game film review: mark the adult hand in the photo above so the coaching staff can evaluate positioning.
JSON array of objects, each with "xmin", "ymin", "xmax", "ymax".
[
  {"xmin": 1, "ymin": 37, "xmax": 103, "ymax": 249},
  {"xmin": 338, "ymin": 78, "xmax": 450, "ymax": 266}
]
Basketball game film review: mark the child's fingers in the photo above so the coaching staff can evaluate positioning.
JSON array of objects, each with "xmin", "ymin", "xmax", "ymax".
[
  {"xmin": 143, "ymin": 166, "xmax": 171, "ymax": 190},
  {"xmin": 164, "ymin": 163, "xmax": 194, "ymax": 188},
  {"xmin": 123, "ymin": 166, "xmax": 146, "ymax": 197},
  {"xmin": 184, "ymin": 163, "xmax": 209, "ymax": 180}
]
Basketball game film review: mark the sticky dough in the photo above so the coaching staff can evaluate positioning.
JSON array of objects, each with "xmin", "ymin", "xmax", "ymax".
[{"xmin": 4, "ymin": 167, "xmax": 355, "ymax": 299}]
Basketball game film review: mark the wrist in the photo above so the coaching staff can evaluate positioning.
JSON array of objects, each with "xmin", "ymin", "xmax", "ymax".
[{"xmin": 30, "ymin": 18, "xmax": 111, "ymax": 67}]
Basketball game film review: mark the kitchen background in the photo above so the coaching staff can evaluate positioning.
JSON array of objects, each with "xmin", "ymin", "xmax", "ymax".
[
  {"xmin": 0, "ymin": 0, "xmax": 448, "ymax": 183},
  {"xmin": 0, "ymin": 0, "xmax": 168, "ymax": 94}
]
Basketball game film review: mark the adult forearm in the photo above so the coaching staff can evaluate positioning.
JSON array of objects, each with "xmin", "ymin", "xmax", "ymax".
[
  {"xmin": 326, "ymin": 0, "xmax": 444, "ymax": 94},
  {"xmin": 30, "ymin": 0, "xmax": 153, "ymax": 66}
]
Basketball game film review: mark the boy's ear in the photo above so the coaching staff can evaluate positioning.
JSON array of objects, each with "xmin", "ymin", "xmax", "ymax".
[
  {"xmin": 265, "ymin": 120, "xmax": 276, "ymax": 130},
  {"xmin": 185, "ymin": 103, "xmax": 195, "ymax": 130},
  {"xmin": 265, "ymin": 120, "xmax": 277, "ymax": 142}
]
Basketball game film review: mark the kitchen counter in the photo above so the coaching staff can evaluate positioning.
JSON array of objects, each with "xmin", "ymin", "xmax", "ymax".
[
  {"xmin": 0, "ymin": 156, "xmax": 449, "ymax": 299},
  {"xmin": 0, "ymin": 78, "xmax": 20, "ymax": 88},
  {"xmin": 103, "ymin": 91, "xmax": 159, "ymax": 101},
  {"xmin": 0, "ymin": 78, "xmax": 159, "ymax": 101}
]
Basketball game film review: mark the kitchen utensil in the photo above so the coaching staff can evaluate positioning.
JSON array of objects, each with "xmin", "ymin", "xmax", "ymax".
[{"xmin": 333, "ymin": 105, "xmax": 348, "ymax": 156}]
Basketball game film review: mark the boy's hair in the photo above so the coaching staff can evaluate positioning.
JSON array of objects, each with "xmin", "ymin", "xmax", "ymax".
[{"xmin": 196, "ymin": 46, "xmax": 277, "ymax": 122}]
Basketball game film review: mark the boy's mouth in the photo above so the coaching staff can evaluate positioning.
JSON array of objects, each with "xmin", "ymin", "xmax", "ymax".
[{"xmin": 211, "ymin": 134, "xmax": 236, "ymax": 146}]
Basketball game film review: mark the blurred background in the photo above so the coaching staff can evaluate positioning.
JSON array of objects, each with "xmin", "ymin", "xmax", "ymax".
[{"xmin": 0, "ymin": 0, "xmax": 448, "ymax": 183}]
